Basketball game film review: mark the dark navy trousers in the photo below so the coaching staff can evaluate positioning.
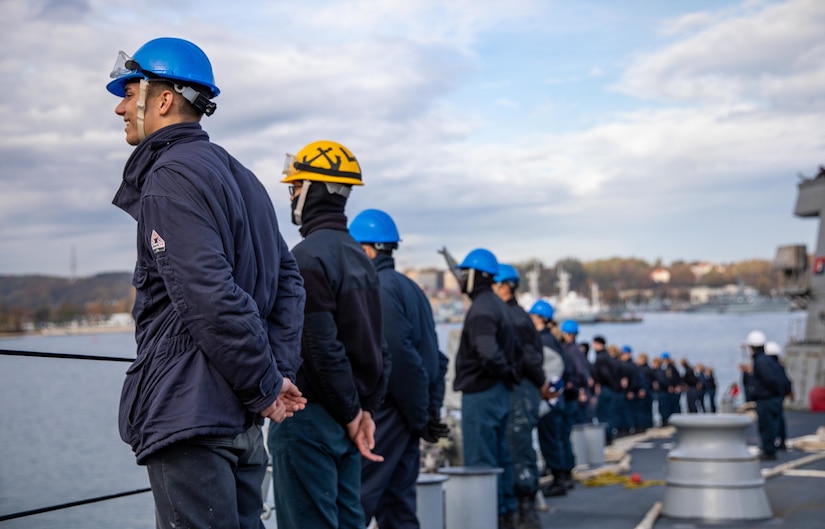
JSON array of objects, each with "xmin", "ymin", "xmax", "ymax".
[
  {"xmin": 756, "ymin": 397, "xmax": 783, "ymax": 456},
  {"xmin": 145, "ymin": 424, "xmax": 267, "ymax": 529},
  {"xmin": 596, "ymin": 386, "xmax": 617, "ymax": 440},
  {"xmin": 537, "ymin": 404, "xmax": 563, "ymax": 471},
  {"xmin": 507, "ymin": 380, "xmax": 540, "ymax": 498},
  {"xmin": 268, "ymin": 403, "xmax": 364, "ymax": 529},
  {"xmin": 361, "ymin": 402, "xmax": 420, "ymax": 529},
  {"xmin": 462, "ymin": 381, "xmax": 517, "ymax": 516}
]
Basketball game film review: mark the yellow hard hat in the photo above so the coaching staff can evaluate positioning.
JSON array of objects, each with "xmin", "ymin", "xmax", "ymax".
[{"xmin": 281, "ymin": 140, "xmax": 363, "ymax": 186}]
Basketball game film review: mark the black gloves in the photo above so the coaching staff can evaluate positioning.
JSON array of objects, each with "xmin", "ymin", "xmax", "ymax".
[{"xmin": 421, "ymin": 410, "xmax": 450, "ymax": 443}]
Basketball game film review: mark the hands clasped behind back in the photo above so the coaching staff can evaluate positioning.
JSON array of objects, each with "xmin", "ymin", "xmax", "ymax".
[{"xmin": 260, "ymin": 378, "xmax": 307, "ymax": 423}]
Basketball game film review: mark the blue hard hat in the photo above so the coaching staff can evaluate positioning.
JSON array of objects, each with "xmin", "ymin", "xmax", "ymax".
[
  {"xmin": 494, "ymin": 263, "xmax": 519, "ymax": 284},
  {"xmin": 107, "ymin": 37, "xmax": 220, "ymax": 98},
  {"xmin": 349, "ymin": 209, "xmax": 400, "ymax": 244},
  {"xmin": 529, "ymin": 299, "xmax": 555, "ymax": 320},
  {"xmin": 459, "ymin": 248, "xmax": 498, "ymax": 275},
  {"xmin": 661, "ymin": 352, "xmax": 670, "ymax": 359},
  {"xmin": 622, "ymin": 345, "xmax": 632, "ymax": 353},
  {"xmin": 560, "ymin": 320, "xmax": 579, "ymax": 335}
]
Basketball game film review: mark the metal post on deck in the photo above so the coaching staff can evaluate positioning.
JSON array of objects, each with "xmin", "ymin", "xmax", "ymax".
[
  {"xmin": 438, "ymin": 466, "xmax": 503, "ymax": 529},
  {"xmin": 416, "ymin": 473, "xmax": 449, "ymax": 529},
  {"xmin": 662, "ymin": 413, "xmax": 772, "ymax": 521}
]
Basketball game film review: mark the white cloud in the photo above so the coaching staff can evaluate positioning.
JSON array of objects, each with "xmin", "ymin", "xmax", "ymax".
[
  {"xmin": 1, "ymin": 0, "xmax": 822, "ymax": 277},
  {"xmin": 617, "ymin": 0, "xmax": 825, "ymax": 106}
]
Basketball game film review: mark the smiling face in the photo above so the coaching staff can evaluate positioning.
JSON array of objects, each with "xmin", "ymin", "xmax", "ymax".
[
  {"xmin": 114, "ymin": 81, "xmax": 143, "ymax": 145},
  {"xmin": 114, "ymin": 80, "xmax": 174, "ymax": 145}
]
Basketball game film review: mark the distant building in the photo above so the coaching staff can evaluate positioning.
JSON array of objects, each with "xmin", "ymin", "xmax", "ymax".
[
  {"xmin": 690, "ymin": 286, "xmax": 715, "ymax": 304},
  {"xmin": 690, "ymin": 261, "xmax": 723, "ymax": 279},
  {"xmin": 651, "ymin": 268, "xmax": 671, "ymax": 284},
  {"xmin": 407, "ymin": 268, "xmax": 443, "ymax": 293},
  {"xmin": 107, "ymin": 312, "xmax": 135, "ymax": 327}
]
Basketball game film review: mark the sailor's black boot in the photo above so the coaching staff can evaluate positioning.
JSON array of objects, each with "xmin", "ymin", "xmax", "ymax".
[
  {"xmin": 542, "ymin": 471, "xmax": 567, "ymax": 497},
  {"xmin": 498, "ymin": 509, "xmax": 518, "ymax": 529},
  {"xmin": 563, "ymin": 470, "xmax": 575, "ymax": 490},
  {"xmin": 516, "ymin": 495, "xmax": 541, "ymax": 529}
]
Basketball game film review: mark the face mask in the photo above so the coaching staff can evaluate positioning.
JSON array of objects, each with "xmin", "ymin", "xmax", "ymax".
[
  {"xmin": 290, "ymin": 181, "xmax": 311, "ymax": 225},
  {"xmin": 458, "ymin": 268, "xmax": 475, "ymax": 294}
]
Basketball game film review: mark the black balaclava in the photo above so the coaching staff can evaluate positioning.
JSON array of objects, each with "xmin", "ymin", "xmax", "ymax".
[
  {"xmin": 460, "ymin": 269, "xmax": 494, "ymax": 296},
  {"xmin": 292, "ymin": 181, "xmax": 349, "ymax": 233},
  {"xmin": 291, "ymin": 181, "xmax": 348, "ymax": 225}
]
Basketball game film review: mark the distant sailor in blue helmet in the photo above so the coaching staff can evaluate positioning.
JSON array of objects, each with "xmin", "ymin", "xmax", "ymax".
[
  {"xmin": 528, "ymin": 300, "xmax": 570, "ymax": 498},
  {"xmin": 108, "ymin": 37, "xmax": 307, "ymax": 529},
  {"xmin": 453, "ymin": 248, "xmax": 521, "ymax": 529},
  {"xmin": 493, "ymin": 264, "xmax": 556, "ymax": 529},
  {"xmin": 558, "ymin": 320, "xmax": 592, "ymax": 489},
  {"xmin": 350, "ymin": 208, "xmax": 449, "ymax": 529},
  {"xmin": 661, "ymin": 352, "xmax": 683, "ymax": 425}
]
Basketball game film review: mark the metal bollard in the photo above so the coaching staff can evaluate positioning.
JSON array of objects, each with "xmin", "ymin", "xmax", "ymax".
[
  {"xmin": 583, "ymin": 424, "xmax": 605, "ymax": 466},
  {"xmin": 416, "ymin": 473, "xmax": 449, "ymax": 529},
  {"xmin": 570, "ymin": 424, "xmax": 588, "ymax": 467},
  {"xmin": 570, "ymin": 424, "xmax": 605, "ymax": 467},
  {"xmin": 438, "ymin": 466, "xmax": 503, "ymax": 529},
  {"xmin": 662, "ymin": 413, "xmax": 772, "ymax": 520}
]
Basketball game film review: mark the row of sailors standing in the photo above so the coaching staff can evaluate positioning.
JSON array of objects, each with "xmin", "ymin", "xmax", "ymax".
[{"xmin": 592, "ymin": 344, "xmax": 719, "ymax": 440}]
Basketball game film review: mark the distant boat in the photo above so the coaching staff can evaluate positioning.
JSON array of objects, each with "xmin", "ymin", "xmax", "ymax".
[
  {"xmin": 686, "ymin": 285, "xmax": 792, "ymax": 314},
  {"xmin": 520, "ymin": 266, "xmax": 606, "ymax": 324}
]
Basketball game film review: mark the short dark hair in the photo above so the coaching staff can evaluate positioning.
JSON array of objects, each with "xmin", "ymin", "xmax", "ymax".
[{"xmin": 147, "ymin": 81, "xmax": 205, "ymax": 120}]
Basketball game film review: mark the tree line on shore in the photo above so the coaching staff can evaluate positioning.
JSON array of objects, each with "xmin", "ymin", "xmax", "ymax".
[{"xmin": 0, "ymin": 256, "xmax": 782, "ymax": 333}]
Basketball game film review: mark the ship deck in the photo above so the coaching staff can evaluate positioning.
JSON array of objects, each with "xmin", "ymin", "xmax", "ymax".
[{"xmin": 537, "ymin": 409, "xmax": 825, "ymax": 529}]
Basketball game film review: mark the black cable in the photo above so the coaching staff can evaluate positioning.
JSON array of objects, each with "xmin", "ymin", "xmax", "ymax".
[
  {"xmin": 0, "ymin": 349, "xmax": 145, "ymax": 522},
  {"xmin": 0, "ymin": 488, "xmax": 152, "ymax": 521},
  {"xmin": 0, "ymin": 349, "xmax": 135, "ymax": 362}
]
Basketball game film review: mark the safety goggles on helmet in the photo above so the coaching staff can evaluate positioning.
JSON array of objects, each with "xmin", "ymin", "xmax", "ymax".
[
  {"xmin": 282, "ymin": 153, "xmax": 299, "ymax": 178},
  {"xmin": 110, "ymin": 50, "xmax": 139, "ymax": 79},
  {"xmin": 108, "ymin": 50, "xmax": 217, "ymax": 116}
]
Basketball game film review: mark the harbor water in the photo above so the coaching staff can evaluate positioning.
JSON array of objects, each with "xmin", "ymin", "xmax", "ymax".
[{"xmin": 0, "ymin": 311, "xmax": 805, "ymax": 528}]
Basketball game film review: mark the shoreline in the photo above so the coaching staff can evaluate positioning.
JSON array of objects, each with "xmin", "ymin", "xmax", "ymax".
[{"xmin": 0, "ymin": 325, "xmax": 135, "ymax": 339}]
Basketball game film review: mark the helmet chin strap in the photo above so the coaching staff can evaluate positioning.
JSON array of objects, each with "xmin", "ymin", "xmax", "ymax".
[
  {"xmin": 291, "ymin": 180, "xmax": 312, "ymax": 225},
  {"xmin": 136, "ymin": 79, "xmax": 149, "ymax": 142}
]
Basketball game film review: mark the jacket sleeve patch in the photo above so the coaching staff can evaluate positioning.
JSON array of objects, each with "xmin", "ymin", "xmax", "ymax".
[{"xmin": 151, "ymin": 229, "xmax": 167, "ymax": 254}]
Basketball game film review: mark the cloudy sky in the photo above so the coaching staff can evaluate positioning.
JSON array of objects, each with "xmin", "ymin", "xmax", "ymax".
[{"xmin": 1, "ymin": 0, "xmax": 824, "ymax": 277}]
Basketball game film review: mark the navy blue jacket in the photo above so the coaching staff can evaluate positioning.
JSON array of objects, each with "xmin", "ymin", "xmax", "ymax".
[
  {"xmin": 373, "ymin": 253, "xmax": 447, "ymax": 432},
  {"xmin": 594, "ymin": 349, "xmax": 621, "ymax": 391},
  {"xmin": 292, "ymin": 213, "xmax": 390, "ymax": 426},
  {"xmin": 506, "ymin": 298, "xmax": 545, "ymax": 388},
  {"xmin": 746, "ymin": 349, "xmax": 786, "ymax": 400},
  {"xmin": 454, "ymin": 286, "xmax": 519, "ymax": 393},
  {"xmin": 638, "ymin": 362, "xmax": 655, "ymax": 392},
  {"xmin": 113, "ymin": 123, "xmax": 305, "ymax": 464},
  {"xmin": 563, "ymin": 340, "xmax": 590, "ymax": 399},
  {"xmin": 770, "ymin": 356, "xmax": 793, "ymax": 396},
  {"xmin": 663, "ymin": 361, "xmax": 683, "ymax": 389}
]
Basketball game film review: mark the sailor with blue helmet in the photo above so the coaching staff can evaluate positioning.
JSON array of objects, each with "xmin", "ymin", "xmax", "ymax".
[
  {"xmin": 109, "ymin": 37, "xmax": 306, "ymax": 528},
  {"xmin": 493, "ymin": 264, "xmax": 552, "ymax": 528},
  {"xmin": 557, "ymin": 319, "xmax": 594, "ymax": 488},
  {"xmin": 453, "ymin": 248, "xmax": 521, "ymax": 528},
  {"xmin": 661, "ymin": 351, "xmax": 683, "ymax": 425},
  {"xmin": 349, "ymin": 208, "xmax": 449, "ymax": 529}
]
